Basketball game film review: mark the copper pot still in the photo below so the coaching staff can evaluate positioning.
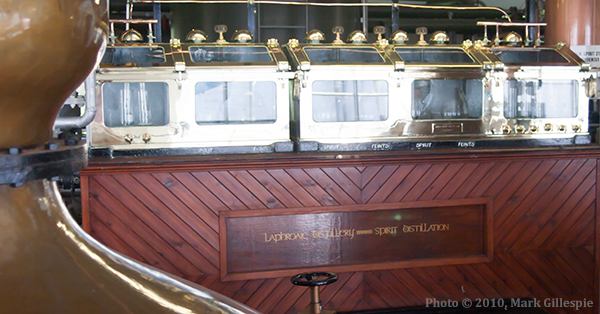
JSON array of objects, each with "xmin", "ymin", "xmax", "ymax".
[
  {"xmin": 0, "ymin": 1, "xmax": 261, "ymax": 313},
  {"xmin": 0, "ymin": 0, "xmax": 107, "ymax": 149},
  {"xmin": 545, "ymin": 0, "xmax": 600, "ymax": 47}
]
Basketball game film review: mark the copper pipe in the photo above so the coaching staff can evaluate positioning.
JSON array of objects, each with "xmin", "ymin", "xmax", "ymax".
[
  {"xmin": 135, "ymin": 0, "xmax": 512, "ymax": 22},
  {"xmin": 310, "ymin": 286, "xmax": 321, "ymax": 314}
]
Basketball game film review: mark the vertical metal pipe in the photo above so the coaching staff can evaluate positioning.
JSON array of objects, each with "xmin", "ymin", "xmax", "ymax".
[
  {"xmin": 125, "ymin": 0, "xmax": 131, "ymax": 30},
  {"xmin": 153, "ymin": 3, "xmax": 162, "ymax": 43},
  {"xmin": 248, "ymin": 0, "xmax": 256, "ymax": 42},
  {"xmin": 310, "ymin": 286, "xmax": 321, "ymax": 314},
  {"xmin": 391, "ymin": 0, "xmax": 399, "ymax": 32},
  {"xmin": 526, "ymin": 0, "xmax": 536, "ymax": 46},
  {"xmin": 362, "ymin": 0, "xmax": 368, "ymax": 40}
]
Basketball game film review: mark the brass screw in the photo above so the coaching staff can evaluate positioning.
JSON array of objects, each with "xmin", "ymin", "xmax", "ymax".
[
  {"xmin": 124, "ymin": 134, "xmax": 134, "ymax": 144},
  {"xmin": 501, "ymin": 125, "xmax": 512, "ymax": 134},
  {"xmin": 572, "ymin": 125, "xmax": 581, "ymax": 132},
  {"xmin": 529, "ymin": 125, "xmax": 539, "ymax": 133},
  {"xmin": 142, "ymin": 133, "xmax": 151, "ymax": 143},
  {"xmin": 544, "ymin": 123, "xmax": 553, "ymax": 132},
  {"xmin": 558, "ymin": 125, "xmax": 566, "ymax": 132},
  {"xmin": 515, "ymin": 125, "xmax": 526, "ymax": 133}
]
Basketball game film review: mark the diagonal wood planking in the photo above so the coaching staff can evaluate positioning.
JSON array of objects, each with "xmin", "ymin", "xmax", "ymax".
[{"xmin": 84, "ymin": 157, "xmax": 596, "ymax": 314}]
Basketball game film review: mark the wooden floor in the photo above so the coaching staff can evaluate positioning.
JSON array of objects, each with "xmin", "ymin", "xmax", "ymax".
[{"xmin": 81, "ymin": 149, "xmax": 598, "ymax": 314}]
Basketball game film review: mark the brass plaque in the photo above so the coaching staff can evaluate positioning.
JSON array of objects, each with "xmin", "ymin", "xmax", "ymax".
[
  {"xmin": 432, "ymin": 122, "xmax": 464, "ymax": 134},
  {"xmin": 220, "ymin": 199, "xmax": 492, "ymax": 281}
]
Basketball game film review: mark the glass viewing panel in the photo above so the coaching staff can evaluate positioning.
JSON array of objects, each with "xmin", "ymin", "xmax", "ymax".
[
  {"xmin": 491, "ymin": 49, "xmax": 570, "ymax": 64},
  {"xmin": 412, "ymin": 79, "xmax": 483, "ymax": 119},
  {"xmin": 101, "ymin": 47, "xmax": 166, "ymax": 64},
  {"xmin": 195, "ymin": 81, "xmax": 277, "ymax": 124},
  {"xmin": 312, "ymin": 80, "xmax": 389, "ymax": 122},
  {"xmin": 504, "ymin": 80, "xmax": 578, "ymax": 118},
  {"xmin": 303, "ymin": 47, "xmax": 384, "ymax": 63},
  {"xmin": 103, "ymin": 82, "xmax": 169, "ymax": 127},
  {"xmin": 395, "ymin": 48, "xmax": 475, "ymax": 64},
  {"xmin": 189, "ymin": 46, "xmax": 272, "ymax": 63}
]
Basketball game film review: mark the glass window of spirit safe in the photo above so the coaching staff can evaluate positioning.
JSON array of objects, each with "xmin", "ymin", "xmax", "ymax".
[
  {"xmin": 312, "ymin": 80, "xmax": 389, "ymax": 122},
  {"xmin": 412, "ymin": 79, "xmax": 483, "ymax": 120},
  {"xmin": 101, "ymin": 47, "xmax": 166, "ymax": 65},
  {"xmin": 195, "ymin": 81, "xmax": 277, "ymax": 124},
  {"xmin": 102, "ymin": 82, "xmax": 169, "ymax": 127},
  {"xmin": 491, "ymin": 48, "xmax": 570, "ymax": 64},
  {"xmin": 189, "ymin": 46, "xmax": 273, "ymax": 63},
  {"xmin": 395, "ymin": 48, "xmax": 475, "ymax": 64},
  {"xmin": 303, "ymin": 47, "xmax": 385, "ymax": 63},
  {"xmin": 504, "ymin": 80, "xmax": 578, "ymax": 119}
]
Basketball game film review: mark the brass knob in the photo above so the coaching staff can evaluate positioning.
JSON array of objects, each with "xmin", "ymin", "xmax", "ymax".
[
  {"xmin": 529, "ymin": 125, "xmax": 539, "ymax": 133},
  {"xmin": 288, "ymin": 38, "xmax": 299, "ymax": 48},
  {"xmin": 373, "ymin": 26, "xmax": 387, "ymax": 45},
  {"xmin": 124, "ymin": 134, "xmax": 134, "ymax": 144},
  {"xmin": 501, "ymin": 125, "xmax": 512, "ymax": 134},
  {"xmin": 214, "ymin": 24, "xmax": 228, "ymax": 44},
  {"xmin": 416, "ymin": 26, "xmax": 428, "ymax": 46},
  {"xmin": 572, "ymin": 125, "xmax": 581, "ymax": 132},
  {"xmin": 515, "ymin": 125, "xmax": 526, "ymax": 134},
  {"xmin": 142, "ymin": 133, "xmax": 151, "ymax": 143},
  {"xmin": 544, "ymin": 123, "xmax": 553, "ymax": 132},
  {"xmin": 558, "ymin": 125, "xmax": 567, "ymax": 132},
  {"xmin": 169, "ymin": 38, "xmax": 181, "ymax": 49},
  {"xmin": 267, "ymin": 38, "xmax": 279, "ymax": 48},
  {"xmin": 332, "ymin": 26, "xmax": 344, "ymax": 44}
]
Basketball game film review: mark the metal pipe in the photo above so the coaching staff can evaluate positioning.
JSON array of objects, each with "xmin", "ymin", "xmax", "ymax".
[
  {"xmin": 125, "ymin": 0, "xmax": 131, "ymax": 30},
  {"xmin": 526, "ymin": 0, "xmax": 536, "ymax": 46},
  {"xmin": 310, "ymin": 286, "xmax": 321, "ymax": 314},
  {"xmin": 135, "ymin": 0, "xmax": 512, "ymax": 22},
  {"xmin": 153, "ymin": 3, "xmax": 162, "ymax": 42},
  {"xmin": 476, "ymin": 21, "xmax": 546, "ymax": 26},
  {"xmin": 54, "ymin": 72, "xmax": 97, "ymax": 130},
  {"xmin": 391, "ymin": 0, "xmax": 399, "ymax": 32},
  {"xmin": 109, "ymin": 18, "xmax": 159, "ymax": 24},
  {"xmin": 248, "ymin": 0, "xmax": 256, "ymax": 42},
  {"xmin": 361, "ymin": 0, "xmax": 367, "ymax": 40}
]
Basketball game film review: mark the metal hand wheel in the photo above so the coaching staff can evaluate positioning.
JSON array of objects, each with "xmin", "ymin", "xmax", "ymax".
[
  {"xmin": 291, "ymin": 272, "xmax": 338, "ymax": 287},
  {"xmin": 291, "ymin": 272, "xmax": 338, "ymax": 314}
]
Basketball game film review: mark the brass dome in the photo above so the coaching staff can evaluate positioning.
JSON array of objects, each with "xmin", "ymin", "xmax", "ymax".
[
  {"xmin": 430, "ymin": 30, "xmax": 449, "ymax": 45},
  {"xmin": 186, "ymin": 29, "xmax": 208, "ymax": 43},
  {"xmin": 504, "ymin": 31, "xmax": 523, "ymax": 46},
  {"xmin": 119, "ymin": 29, "xmax": 144, "ymax": 43},
  {"xmin": 347, "ymin": 30, "xmax": 367, "ymax": 43},
  {"xmin": 231, "ymin": 29, "xmax": 253, "ymax": 43},
  {"xmin": 305, "ymin": 29, "xmax": 325, "ymax": 43},
  {"xmin": 390, "ymin": 30, "xmax": 408, "ymax": 44}
]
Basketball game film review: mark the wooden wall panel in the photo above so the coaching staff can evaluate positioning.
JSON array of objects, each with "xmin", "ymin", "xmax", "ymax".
[{"xmin": 82, "ymin": 152, "xmax": 598, "ymax": 314}]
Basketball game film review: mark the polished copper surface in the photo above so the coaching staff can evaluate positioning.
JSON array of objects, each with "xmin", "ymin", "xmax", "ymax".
[
  {"xmin": 0, "ymin": 0, "xmax": 107, "ymax": 149},
  {"xmin": 545, "ymin": 0, "xmax": 598, "ymax": 46},
  {"xmin": 0, "ymin": 180, "xmax": 261, "ymax": 314}
]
